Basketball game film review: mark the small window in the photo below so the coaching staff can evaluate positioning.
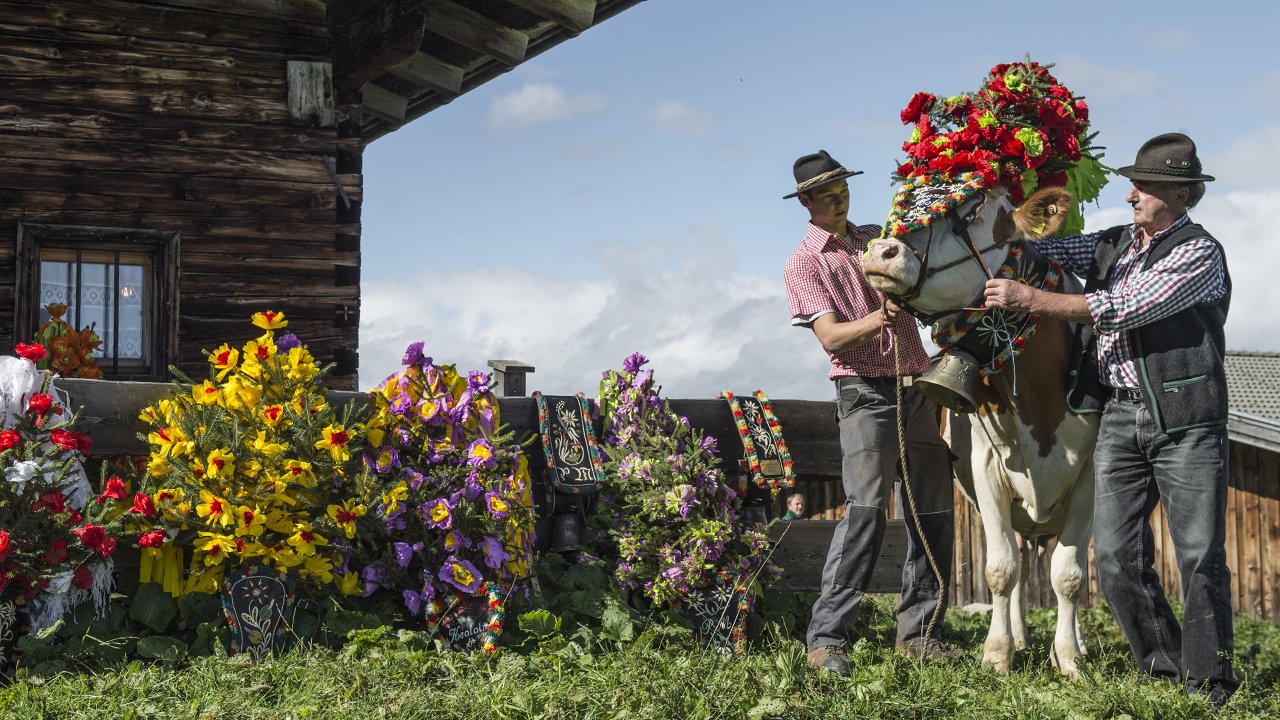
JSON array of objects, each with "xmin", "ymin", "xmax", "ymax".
[{"xmin": 16, "ymin": 224, "xmax": 179, "ymax": 380}]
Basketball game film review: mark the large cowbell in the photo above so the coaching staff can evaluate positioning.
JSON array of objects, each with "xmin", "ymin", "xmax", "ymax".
[{"xmin": 915, "ymin": 349, "xmax": 980, "ymax": 413}]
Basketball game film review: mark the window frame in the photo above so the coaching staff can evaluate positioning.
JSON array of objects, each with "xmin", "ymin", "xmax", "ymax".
[{"xmin": 15, "ymin": 223, "xmax": 180, "ymax": 381}]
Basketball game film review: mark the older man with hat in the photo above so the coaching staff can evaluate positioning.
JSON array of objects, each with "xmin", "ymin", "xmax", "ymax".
[
  {"xmin": 984, "ymin": 132, "xmax": 1237, "ymax": 704},
  {"xmin": 783, "ymin": 150, "xmax": 956, "ymax": 675}
]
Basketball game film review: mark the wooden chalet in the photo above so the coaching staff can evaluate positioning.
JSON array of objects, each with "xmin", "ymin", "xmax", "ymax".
[{"xmin": 0, "ymin": 0, "xmax": 644, "ymax": 388}]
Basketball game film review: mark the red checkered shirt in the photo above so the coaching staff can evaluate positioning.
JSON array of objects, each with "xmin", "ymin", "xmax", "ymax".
[{"xmin": 784, "ymin": 221, "xmax": 930, "ymax": 380}]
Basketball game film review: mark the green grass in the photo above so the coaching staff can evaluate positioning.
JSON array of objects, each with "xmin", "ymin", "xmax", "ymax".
[{"xmin": 3, "ymin": 594, "xmax": 1277, "ymax": 720}]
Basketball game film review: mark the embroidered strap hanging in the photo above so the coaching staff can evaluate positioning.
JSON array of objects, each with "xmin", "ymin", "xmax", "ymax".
[
  {"xmin": 534, "ymin": 392, "xmax": 606, "ymax": 494},
  {"xmin": 425, "ymin": 580, "xmax": 505, "ymax": 653},
  {"xmin": 720, "ymin": 390, "xmax": 795, "ymax": 494}
]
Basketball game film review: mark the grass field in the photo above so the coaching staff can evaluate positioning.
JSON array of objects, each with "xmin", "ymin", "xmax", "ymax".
[{"xmin": 2, "ymin": 590, "xmax": 1276, "ymax": 720}]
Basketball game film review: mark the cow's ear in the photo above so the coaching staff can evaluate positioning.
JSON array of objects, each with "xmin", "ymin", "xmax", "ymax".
[{"xmin": 1013, "ymin": 187, "xmax": 1072, "ymax": 239}]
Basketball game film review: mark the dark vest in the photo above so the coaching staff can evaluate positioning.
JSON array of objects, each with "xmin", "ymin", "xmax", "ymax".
[{"xmin": 1066, "ymin": 221, "xmax": 1231, "ymax": 433}]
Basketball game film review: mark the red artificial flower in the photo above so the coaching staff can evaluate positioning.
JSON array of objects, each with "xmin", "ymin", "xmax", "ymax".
[
  {"xmin": 97, "ymin": 476, "xmax": 128, "ymax": 504},
  {"xmin": 50, "ymin": 428, "xmax": 78, "ymax": 451},
  {"xmin": 74, "ymin": 431, "xmax": 93, "ymax": 455},
  {"xmin": 0, "ymin": 430, "xmax": 19, "ymax": 452},
  {"xmin": 33, "ymin": 491, "xmax": 66, "ymax": 515},
  {"xmin": 1037, "ymin": 102, "xmax": 1077, "ymax": 133},
  {"xmin": 15, "ymin": 342, "xmax": 47, "ymax": 362},
  {"xmin": 131, "ymin": 492, "xmax": 157, "ymax": 517},
  {"xmin": 42, "ymin": 539, "xmax": 68, "ymax": 565},
  {"xmin": 899, "ymin": 91, "xmax": 937, "ymax": 125},
  {"xmin": 1073, "ymin": 100, "xmax": 1089, "ymax": 124},
  {"xmin": 72, "ymin": 565, "xmax": 93, "ymax": 589},
  {"xmin": 68, "ymin": 509, "xmax": 82, "ymax": 524},
  {"xmin": 99, "ymin": 535, "xmax": 117, "ymax": 558},
  {"xmin": 1048, "ymin": 83, "xmax": 1072, "ymax": 101},
  {"xmin": 0, "ymin": 529, "xmax": 8, "ymax": 560},
  {"xmin": 138, "ymin": 530, "xmax": 167, "ymax": 548},
  {"xmin": 73, "ymin": 524, "xmax": 106, "ymax": 551},
  {"xmin": 27, "ymin": 393, "xmax": 53, "ymax": 417}
]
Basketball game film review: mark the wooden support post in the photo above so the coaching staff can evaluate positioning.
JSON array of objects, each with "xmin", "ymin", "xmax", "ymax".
[
  {"xmin": 488, "ymin": 359, "xmax": 535, "ymax": 398},
  {"xmin": 421, "ymin": 0, "xmax": 529, "ymax": 66},
  {"xmin": 387, "ymin": 51, "xmax": 464, "ymax": 95},
  {"xmin": 361, "ymin": 84, "xmax": 409, "ymax": 123}
]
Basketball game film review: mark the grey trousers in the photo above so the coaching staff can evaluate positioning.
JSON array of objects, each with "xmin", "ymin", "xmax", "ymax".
[{"xmin": 807, "ymin": 376, "xmax": 954, "ymax": 650}]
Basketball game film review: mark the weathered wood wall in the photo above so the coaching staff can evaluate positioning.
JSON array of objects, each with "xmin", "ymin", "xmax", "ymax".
[
  {"xmin": 0, "ymin": 0, "xmax": 364, "ymax": 387},
  {"xmin": 57, "ymin": 380, "xmax": 1280, "ymax": 621}
]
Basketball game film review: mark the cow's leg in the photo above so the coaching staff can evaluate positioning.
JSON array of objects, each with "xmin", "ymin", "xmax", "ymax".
[
  {"xmin": 1048, "ymin": 463, "xmax": 1094, "ymax": 679},
  {"xmin": 977, "ymin": 489, "xmax": 1019, "ymax": 674},
  {"xmin": 1009, "ymin": 537, "xmax": 1033, "ymax": 651}
]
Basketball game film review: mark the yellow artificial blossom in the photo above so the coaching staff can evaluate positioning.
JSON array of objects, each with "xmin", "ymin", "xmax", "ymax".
[
  {"xmin": 147, "ymin": 456, "xmax": 171, "ymax": 478},
  {"xmin": 977, "ymin": 110, "xmax": 998, "ymax": 128},
  {"xmin": 205, "ymin": 448, "xmax": 235, "ymax": 479},
  {"xmin": 251, "ymin": 430, "xmax": 287, "ymax": 458},
  {"xmin": 148, "ymin": 426, "xmax": 192, "ymax": 459},
  {"xmin": 210, "ymin": 343, "xmax": 240, "ymax": 382},
  {"xmin": 315, "ymin": 424, "xmax": 352, "ymax": 463},
  {"xmin": 381, "ymin": 481, "xmax": 409, "ymax": 514},
  {"xmin": 234, "ymin": 505, "xmax": 267, "ymax": 537},
  {"xmin": 1014, "ymin": 127, "xmax": 1045, "ymax": 157},
  {"xmin": 283, "ymin": 459, "xmax": 317, "ymax": 488},
  {"xmin": 261, "ymin": 404, "xmax": 286, "ymax": 429},
  {"xmin": 196, "ymin": 489, "xmax": 234, "ymax": 528},
  {"xmin": 195, "ymin": 532, "xmax": 237, "ymax": 567},
  {"xmin": 326, "ymin": 499, "xmax": 366, "ymax": 539},
  {"xmin": 251, "ymin": 310, "xmax": 288, "ymax": 330},
  {"xmin": 338, "ymin": 571, "xmax": 362, "ymax": 596},
  {"xmin": 192, "ymin": 380, "xmax": 221, "ymax": 406},
  {"xmin": 286, "ymin": 522, "xmax": 327, "ymax": 556},
  {"xmin": 301, "ymin": 553, "xmax": 334, "ymax": 583}
]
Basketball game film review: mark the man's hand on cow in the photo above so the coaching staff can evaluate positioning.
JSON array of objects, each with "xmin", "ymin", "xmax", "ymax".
[
  {"xmin": 882, "ymin": 298, "xmax": 903, "ymax": 323},
  {"xmin": 983, "ymin": 279, "xmax": 1036, "ymax": 314}
]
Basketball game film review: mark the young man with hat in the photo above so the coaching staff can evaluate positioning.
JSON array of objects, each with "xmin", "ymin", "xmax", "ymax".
[
  {"xmin": 783, "ymin": 150, "xmax": 956, "ymax": 675},
  {"xmin": 983, "ymin": 132, "xmax": 1237, "ymax": 704}
]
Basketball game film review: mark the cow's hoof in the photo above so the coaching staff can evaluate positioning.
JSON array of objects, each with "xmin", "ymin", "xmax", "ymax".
[
  {"xmin": 981, "ymin": 654, "xmax": 1013, "ymax": 674},
  {"xmin": 1050, "ymin": 646, "xmax": 1082, "ymax": 679}
]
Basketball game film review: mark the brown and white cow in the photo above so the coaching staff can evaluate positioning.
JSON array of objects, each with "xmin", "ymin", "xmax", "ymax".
[{"xmin": 862, "ymin": 185, "xmax": 1098, "ymax": 677}]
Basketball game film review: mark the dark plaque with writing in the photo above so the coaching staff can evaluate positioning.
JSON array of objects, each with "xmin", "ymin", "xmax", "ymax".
[
  {"xmin": 679, "ymin": 577, "xmax": 750, "ymax": 653},
  {"xmin": 434, "ymin": 594, "xmax": 492, "ymax": 651},
  {"xmin": 535, "ymin": 393, "xmax": 605, "ymax": 494}
]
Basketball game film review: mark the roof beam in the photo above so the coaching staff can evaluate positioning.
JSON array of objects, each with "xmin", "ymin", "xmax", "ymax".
[
  {"xmin": 330, "ymin": 0, "xmax": 429, "ymax": 95},
  {"xmin": 506, "ymin": 0, "xmax": 597, "ymax": 33},
  {"xmin": 386, "ymin": 51, "xmax": 464, "ymax": 95},
  {"xmin": 421, "ymin": 0, "xmax": 529, "ymax": 66},
  {"xmin": 362, "ymin": 84, "xmax": 410, "ymax": 124}
]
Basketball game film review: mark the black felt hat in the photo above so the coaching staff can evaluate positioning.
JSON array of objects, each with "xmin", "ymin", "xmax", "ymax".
[
  {"xmin": 1116, "ymin": 133, "xmax": 1215, "ymax": 183},
  {"xmin": 783, "ymin": 150, "xmax": 863, "ymax": 199}
]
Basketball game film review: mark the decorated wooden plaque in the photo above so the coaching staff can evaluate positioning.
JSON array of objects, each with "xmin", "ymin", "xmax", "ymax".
[
  {"xmin": 679, "ymin": 575, "xmax": 751, "ymax": 653},
  {"xmin": 221, "ymin": 565, "xmax": 295, "ymax": 660},
  {"xmin": 720, "ymin": 390, "xmax": 795, "ymax": 494},
  {"xmin": 535, "ymin": 393, "xmax": 606, "ymax": 494}
]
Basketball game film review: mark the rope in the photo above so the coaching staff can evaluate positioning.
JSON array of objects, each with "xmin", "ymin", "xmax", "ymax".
[{"xmin": 890, "ymin": 317, "xmax": 946, "ymax": 643}]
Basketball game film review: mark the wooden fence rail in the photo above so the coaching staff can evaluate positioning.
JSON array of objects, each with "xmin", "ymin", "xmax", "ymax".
[{"xmin": 57, "ymin": 380, "xmax": 1280, "ymax": 623}]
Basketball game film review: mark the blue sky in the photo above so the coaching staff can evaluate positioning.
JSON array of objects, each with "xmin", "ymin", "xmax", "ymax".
[{"xmin": 358, "ymin": 0, "xmax": 1280, "ymax": 399}]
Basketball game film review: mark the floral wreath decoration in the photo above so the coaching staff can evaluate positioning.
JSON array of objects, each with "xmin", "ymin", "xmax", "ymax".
[
  {"xmin": 884, "ymin": 58, "xmax": 1107, "ymax": 239},
  {"xmin": 720, "ymin": 391, "xmax": 796, "ymax": 495},
  {"xmin": 425, "ymin": 579, "xmax": 504, "ymax": 653}
]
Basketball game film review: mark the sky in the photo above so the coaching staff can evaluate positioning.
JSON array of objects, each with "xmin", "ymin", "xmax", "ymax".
[{"xmin": 357, "ymin": 0, "xmax": 1280, "ymax": 400}]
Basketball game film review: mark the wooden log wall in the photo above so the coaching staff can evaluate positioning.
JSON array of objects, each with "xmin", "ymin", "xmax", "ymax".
[
  {"xmin": 58, "ymin": 379, "xmax": 1280, "ymax": 622},
  {"xmin": 0, "ymin": 0, "xmax": 364, "ymax": 388}
]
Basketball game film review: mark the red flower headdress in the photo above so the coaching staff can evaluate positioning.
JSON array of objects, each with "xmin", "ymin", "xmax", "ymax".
[{"xmin": 885, "ymin": 58, "xmax": 1107, "ymax": 238}]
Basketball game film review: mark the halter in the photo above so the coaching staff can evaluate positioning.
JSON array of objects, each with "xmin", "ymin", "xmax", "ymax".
[{"xmin": 883, "ymin": 193, "xmax": 1006, "ymax": 323}]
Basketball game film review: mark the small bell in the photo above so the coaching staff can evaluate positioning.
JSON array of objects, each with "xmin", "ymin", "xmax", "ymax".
[
  {"xmin": 915, "ymin": 349, "xmax": 980, "ymax": 413},
  {"xmin": 550, "ymin": 511, "xmax": 582, "ymax": 553}
]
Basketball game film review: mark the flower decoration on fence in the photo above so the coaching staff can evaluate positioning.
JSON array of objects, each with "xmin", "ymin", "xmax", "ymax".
[
  {"xmin": 0, "ymin": 345, "xmax": 117, "ymax": 629},
  {"xmin": 593, "ymin": 353, "xmax": 779, "ymax": 610},
  {"xmin": 29, "ymin": 303, "xmax": 103, "ymax": 379},
  {"xmin": 126, "ymin": 312, "xmax": 369, "ymax": 597},
  {"xmin": 890, "ymin": 57, "xmax": 1108, "ymax": 236},
  {"xmin": 347, "ymin": 342, "xmax": 534, "ymax": 646}
]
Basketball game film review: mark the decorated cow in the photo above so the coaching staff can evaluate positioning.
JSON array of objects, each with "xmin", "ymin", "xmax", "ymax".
[{"xmin": 861, "ymin": 60, "xmax": 1108, "ymax": 677}]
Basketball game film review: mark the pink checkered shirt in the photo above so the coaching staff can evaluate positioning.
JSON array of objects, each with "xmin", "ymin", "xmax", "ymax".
[{"xmin": 784, "ymin": 221, "xmax": 931, "ymax": 380}]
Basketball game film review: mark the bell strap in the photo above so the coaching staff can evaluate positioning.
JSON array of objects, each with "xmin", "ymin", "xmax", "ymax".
[
  {"xmin": 720, "ymin": 390, "xmax": 795, "ymax": 494},
  {"xmin": 534, "ymin": 392, "xmax": 606, "ymax": 494}
]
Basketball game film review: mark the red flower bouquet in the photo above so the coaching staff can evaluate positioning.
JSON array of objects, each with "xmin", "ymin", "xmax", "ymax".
[{"xmin": 892, "ymin": 58, "xmax": 1108, "ymax": 236}]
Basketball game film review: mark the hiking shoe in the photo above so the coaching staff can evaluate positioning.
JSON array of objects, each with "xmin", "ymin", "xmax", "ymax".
[
  {"xmin": 807, "ymin": 645, "xmax": 850, "ymax": 676},
  {"xmin": 896, "ymin": 638, "xmax": 961, "ymax": 661}
]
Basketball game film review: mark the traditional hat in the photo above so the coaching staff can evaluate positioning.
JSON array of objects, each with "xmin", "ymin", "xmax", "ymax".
[
  {"xmin": 1116, "ymin": 133, "xmax": 1215, "ymax": 183},
  {"xmin": 783, "ymin": 150, "xmax": 863, "ymax": 199}
]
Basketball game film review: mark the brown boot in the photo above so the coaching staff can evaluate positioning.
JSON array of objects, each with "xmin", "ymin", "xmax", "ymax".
[
  {"xmin": 806, "ymin": 645, "xmax": 850, "ymax": 676},
  {"xmin": 896, "ymin": 638, "xmax": 961, "ymax": 661}
]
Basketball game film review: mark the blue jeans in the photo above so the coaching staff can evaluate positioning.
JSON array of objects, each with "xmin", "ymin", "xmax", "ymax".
[
  {"xmin": 807, "ymin": 376, "xmax": 954, "ymax": 650},
  {"xmin": 1093, "ymin": 397, "xmax": 1237, "ymax": 696}
]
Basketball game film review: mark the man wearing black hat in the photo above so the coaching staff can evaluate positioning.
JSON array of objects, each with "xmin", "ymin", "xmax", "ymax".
[
  {"xmin": 783, "ymin": 150, "xmax": 955, "ymax": 676},
  {"xmin": 984, "ymin": 133, "xmax": 1237, "ymax": 704}
]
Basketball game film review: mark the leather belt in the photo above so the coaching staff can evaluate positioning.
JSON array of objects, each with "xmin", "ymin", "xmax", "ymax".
[{"xmin": 1110, "ymin": 387, "xmax": 1144, "ymax": 403}]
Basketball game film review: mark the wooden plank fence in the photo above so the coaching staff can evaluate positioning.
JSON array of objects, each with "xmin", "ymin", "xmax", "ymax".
[{"xmin": 58, "ymin": 379, "xmax": 1280, "ymax": 622}]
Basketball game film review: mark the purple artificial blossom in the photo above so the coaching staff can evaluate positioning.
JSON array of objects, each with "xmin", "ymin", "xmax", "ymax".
[
  {"xmin": 275, "ymin": 333, "xmax": 302, "ymax": 352},
  {"xmin": 461, "ymin": 475, "xmax": 484, "ymax": 502},
  {"xmin": 466, "ymin": 370, "xmax": 490, "ymax": 394},
  {"xmin": 382, "ymin": 506, "xmax": 410, "ymax": 532},
  {"xmin": 402, "ymin": 341, "xmax": 426, "ymax": 367},
  {"xmin": 403, "ymin": 588, "xmax": 423, "ymax": 616},
  {"xmin": 443, "ymin": 529, "xmax": 473, "ymax": 552},
  {"xmin": 664, "ymin": 484, "xmax": 698, "ymax": 518},
  {"xmin": 373, "ymin": 446, "xmax": 400, "ymax": 474},
  {"xmin": 439, "ymin": 556, "xmax": 483, "ymax": 594},
  {"xmin": 480, "ymin": 535, "xmax": 510, "ymax": 569},
  {"xmin": 622, "ymin": 352, "xmax": 649, "ymax": 373},
  {"xmin": 699, "ymin": 435, "xmax": 718, "ymax": 455},
  {"xmin": 466, "ymin": 439, "xmax": 497, "ymax": 469},
  {"xmin": 361, "ymin": 565, "xmax": 388, "ymax": 596},
  {"xmin": 404, "ymin": 468, "xmax": 425, "ymax": 490},
  {"xmin": 421, "ymin": 497, "xmax": 454, "ymax": 530},
  {"xmin": 393, "ymin": 540, "xmax": 423, "ymax": 568},
  {"xmin": 484, "ymin": 491, "xmax": 509, "ymax": 519},
  {"xmin": 420, "ymin": 573, "xmax": 437, "ymax": 605},
  {"xmin": 390, "ymin": 392, "xmax": 414, "ymax": 417}
]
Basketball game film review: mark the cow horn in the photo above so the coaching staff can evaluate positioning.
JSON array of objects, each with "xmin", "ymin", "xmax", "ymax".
[{"xmin": 916, "ymin": 349, "xmax": 980, "ymax": 413}]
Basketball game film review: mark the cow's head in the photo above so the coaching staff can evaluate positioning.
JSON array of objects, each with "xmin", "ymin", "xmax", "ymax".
[{"xmin": 863, "ymin": 185, "xmax": 1071, "ymax": 316}]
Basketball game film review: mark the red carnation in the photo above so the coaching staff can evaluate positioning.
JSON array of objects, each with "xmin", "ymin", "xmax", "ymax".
[
  {"xmin": 900, "ymin": 92, "xmax": 937, "ymax": 125},
  {"xmin": 27, "ymin": 393, "xmax": 53, "ymax": 417},
  {"xmin": 1073, "ymin": 100, "xmax": 1089, "ymax": 124},
  {"xmin": 97, "ymin": 476, "xmax": 127, "ymax": 504},
  {"xmin": 0, "ymin": 430, "xmax": 19, "ymax": 452},
  {"xmin": 33, "ymin": 491, "xmax": 66, "ymax": 515},
  {"xmin": 0, "ymin": 529, "xmax": 8, "ymax": 561},
  {"xmin": 138, "ymin": 530, "xmax": 167, "ymax": 548},
  {"xmin": 73, "ymin": 524, "xmax": 106, "ymax": 550},
  {"xmin": 50, "ymin": 428, "xmax": 78, "ymax": 451},
  {"xmin": 131, "ymin": 492, "xmax": 157, "ymax": 517},
  {"xmin": 15, "ymin": 342, "xmax": 47, "ymax": 362},
  {"xmin": 74, "ymin": 431, "xmax": 93, "ymax": 455},
  {"xmin": 72, "ymin": 565, "xmax": 93, "ymax": 589},
  {"xmin": 1037, "ymin": 170, "xmax": 1069, "ymax": 188},
  {"xmin": 42, "ymin": 539, "xmax": 68, "ymax": 565}
]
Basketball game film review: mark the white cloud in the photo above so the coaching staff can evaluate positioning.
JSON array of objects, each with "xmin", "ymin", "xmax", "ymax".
[
  {"xmin": 647, "ymin": 100, "xmax": 716, "ymax": 138},
  {"xmin": 1206, "ymin": 125, "xmax": 1280, "ymax": 189},
  {"xmin": 1051, "ymin": 55, "xmax": 1166, "ymax": 100},
  {"xmin": 486, "ymin": 82, "xmax": 605, "ymax": 129}
]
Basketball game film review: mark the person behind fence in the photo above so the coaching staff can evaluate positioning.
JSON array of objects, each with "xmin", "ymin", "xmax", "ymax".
[
  {"xmin": 982, "ymin": 132, "xmax": 1237, "ymax": 705},
  {"xmin": 782, "ymin": 150, "xmax": 956, "ymax": 676},
  {"xmin": 781, "ymin": 492, "xmax": 806, "ymax": 521}
]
